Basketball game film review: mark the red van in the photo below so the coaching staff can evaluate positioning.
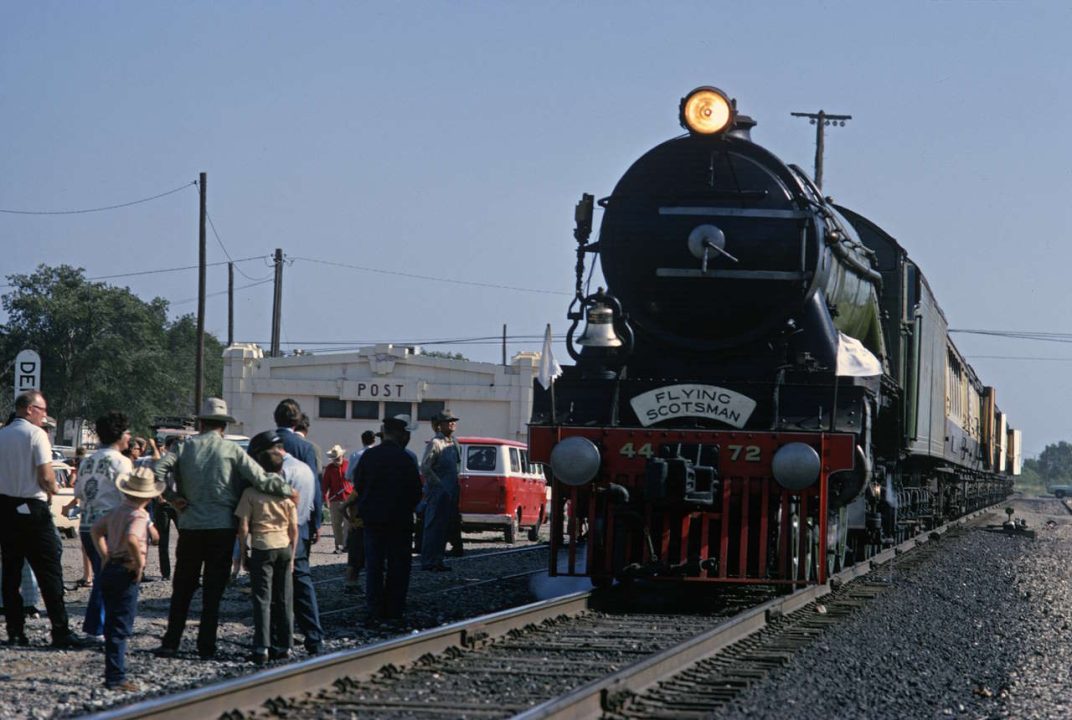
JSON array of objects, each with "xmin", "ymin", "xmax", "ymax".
[{"xmin": 458, "ymin": 437, "xmax": 548, "ymax": 543}]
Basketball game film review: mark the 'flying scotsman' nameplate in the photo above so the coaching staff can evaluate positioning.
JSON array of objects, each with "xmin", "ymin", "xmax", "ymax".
[{"xmin": 630, "ymin": 384, "xmax": 756, "ymax": 428}]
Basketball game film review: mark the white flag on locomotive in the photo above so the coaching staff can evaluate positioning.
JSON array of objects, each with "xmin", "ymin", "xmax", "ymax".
[
  {"xmin": 835, "ymin": 332, "xmax": 882, "ymax": 377},
  {"xmin": 537, "ymin": 324, "xmax": 563, "ymax": 390}
]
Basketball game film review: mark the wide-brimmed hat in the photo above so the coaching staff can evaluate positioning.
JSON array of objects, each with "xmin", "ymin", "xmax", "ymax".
[
  {"xmin": 198, "ymin": 397, "xmax": 236, "ymax": 424},
  {"xmin": 116, "ymin": 467, "xmax": 165, "ymax": 499},
  {"xmin": 430, "ymin": 410, "xmax": 459, "ymax": 424},
  {"xmin": 382, "ymin": 414, "xmax": 417, "ymax": 432},
  {"xmin": 327, "ymin": 444, "xmax": 346, "ymax": 460}
]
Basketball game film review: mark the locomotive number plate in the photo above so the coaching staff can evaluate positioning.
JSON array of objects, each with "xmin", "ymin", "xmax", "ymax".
[{"xmin": 630, "ymin": 384, "xmax": 756, "ymax": 428}]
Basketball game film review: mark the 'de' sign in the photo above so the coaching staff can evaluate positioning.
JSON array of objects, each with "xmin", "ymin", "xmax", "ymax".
[{"xmin": 14, "ymin": 349, "xmax": 41, "ymax": 401}]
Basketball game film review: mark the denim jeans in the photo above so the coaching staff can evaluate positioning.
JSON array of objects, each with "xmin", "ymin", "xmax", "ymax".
[
  {"xmin": 80, "ymin": 531, "xmax": 105, "ymax": 636},
  {"xmin": 249, "ymin": 546, "xmax": 293, "ymax": 654},
  {"xmin": 100, "ymin": 562, "xmax": 138, "ymax": 686},
  {"xmin": 292, "ymin": 526, "xmax": 323, "ymax": 650}
]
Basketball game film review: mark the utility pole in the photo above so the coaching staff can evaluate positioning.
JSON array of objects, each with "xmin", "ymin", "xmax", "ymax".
[
  {"xmin": 790, "ymin": 110, "xmax": 852, "ymax": 190},
  {"xmin": 270, "ymin": 248, "xmax": 284, "ymax": 357},
  {"xmin": 502, "ymin": 324, "xmax": 507, "ymax": 366},
  {"xmin": 227, "ymin": 262, "xmax": 234, "ymax": 347},
  {"xmin": 195, "ymin": 172, "xmax": 207, "ymax": 413}
]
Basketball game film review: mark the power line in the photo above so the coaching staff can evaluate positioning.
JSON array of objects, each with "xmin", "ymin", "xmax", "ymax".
[
  {"xmin": 0, "ymin": 181, "xmax": 196, "ymax": 215},
  {"xmin": 0, "ymin": 256, "xmax": 268, "ymax": 289},
  {"xmin": 967, "ymin": 355, "xmax": 1072, "ymax": 362},
  {"xmin": 951, "ymin": 329, "xmax": 1072, "ymax": 343},
  {"xmin": 204, "ymin": 208, "xmax": 275, "ymax": 282},
  {"xmin": 290, "ymin": 256, "xmax": 571, "ymax": 297},
  {"xmin": 86, "ymin": 256, "xmax": 265, "ymax": 282},
  {"xmin": 171, "ymin": 278, "xmax": 274, "ymax": 306}
]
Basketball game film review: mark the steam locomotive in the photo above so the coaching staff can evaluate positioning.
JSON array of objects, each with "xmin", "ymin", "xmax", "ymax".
[{"xmin": 528, "ymin": 86, "xmax": 1020, "ymax": 588}]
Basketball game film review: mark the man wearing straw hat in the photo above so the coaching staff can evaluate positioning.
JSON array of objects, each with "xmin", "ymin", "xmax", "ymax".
[
  {"xmin": 153, "ymin": 398, "xmax": 295, "ymax": 660},
  {"xmin": 90, "ymin": 467, "xmax": 163, "ymax": 690},
  {"xmin": 322, "ymin": 444, "xmax": 351, "ymax": 554}
]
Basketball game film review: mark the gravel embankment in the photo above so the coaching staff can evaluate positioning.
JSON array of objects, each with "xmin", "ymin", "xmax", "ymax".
[
  {"xmin": 720, "ymin": 497, "xmax": 1072, "ymax": 720},
  {"xmin": 0, "ymin": 524, "xmax": 551, "ymax": 719}
]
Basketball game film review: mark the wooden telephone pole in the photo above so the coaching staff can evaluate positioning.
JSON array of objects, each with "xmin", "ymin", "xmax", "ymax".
[
  {"xmin": 195, "ymin": 172, "xmax": 207, "ymax": 412},
  {"xmin": 790, "ymin": 110, "xmax": 852, "ymax": 190}
]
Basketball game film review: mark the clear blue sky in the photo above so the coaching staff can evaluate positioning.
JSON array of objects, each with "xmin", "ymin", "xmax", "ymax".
[{"xmin": 2, "ymin": 2, "xmax": 1070, "ymax": 456}]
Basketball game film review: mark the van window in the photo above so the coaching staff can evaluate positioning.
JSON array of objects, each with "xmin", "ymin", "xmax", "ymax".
[
  {"xmin": 520, "ymin": 449, "xmax": 531, "ymax": 473},
  {"xmin": 509, "ymin": 447, "xmax": 522, "ymax": 473},
  {"xmin": 467, "ymin": 446, "xmax": 497, "ymax": 472}
]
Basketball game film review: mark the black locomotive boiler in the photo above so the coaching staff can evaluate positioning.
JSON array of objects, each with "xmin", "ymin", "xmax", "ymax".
[{"xmin": 528, "ymin": 86, "xmax": 1020, "ymax": 587}]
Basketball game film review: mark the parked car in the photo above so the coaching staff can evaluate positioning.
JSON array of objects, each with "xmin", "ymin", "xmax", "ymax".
[
  {"xmin": 1049, "ymin": 484, "xmax": 1072, "ymax": 498},
  {"xmin": 457, "ymin": 437, "xmax": 548, "ymax": 543}
]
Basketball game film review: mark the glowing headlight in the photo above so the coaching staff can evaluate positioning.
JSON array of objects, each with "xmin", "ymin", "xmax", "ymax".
[
  {"xmin": 550, "ymin": 436, "xmax": 601, "ymax": 487},
  {"xmin": 679, "ymin": 86, "xmax": 734, "ymax": 136},
  {"xmin": 771, "ymin": 443, "xmax": 821, "ymax": 491}
]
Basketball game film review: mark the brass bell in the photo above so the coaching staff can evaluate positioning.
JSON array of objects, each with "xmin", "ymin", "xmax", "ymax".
[{"xmin": 576, "ymin": 302, "xmax": 623, "ymax": 348}]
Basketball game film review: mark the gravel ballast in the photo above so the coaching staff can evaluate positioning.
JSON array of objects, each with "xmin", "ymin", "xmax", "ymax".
[
  {"xmin": 0, "ymin": 524, "xmax": 549, "ymax": 719},
  {"xmin": 715, "ymin": 497, "xmax": 1072, "ymax": 720}
]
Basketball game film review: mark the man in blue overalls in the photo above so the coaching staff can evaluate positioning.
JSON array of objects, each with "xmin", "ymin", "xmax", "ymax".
[{"xmin": 419, "ymin": 411, "xmax": 461, "ymax": 571}]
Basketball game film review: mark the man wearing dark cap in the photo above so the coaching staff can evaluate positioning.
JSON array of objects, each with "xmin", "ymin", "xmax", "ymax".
[
  {"xmin": 419, "ymin": 410, "xmax": 462, "ymax": 571},
  {"xmin": 237, "ymin": 432, "xmax": 298, "ymax": 664},
  {"xmin": 153, "ymin": 398, "xmax": 295, "ymax": 660},
  {"xmin": 348, "ymin": 415, "xmax": 422, "ymax": 626}
]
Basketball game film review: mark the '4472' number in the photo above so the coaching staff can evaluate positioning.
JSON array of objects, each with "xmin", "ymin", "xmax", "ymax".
[{"xmin": 619, "ymin": 442, "xmax": 654, "ymax": 459}]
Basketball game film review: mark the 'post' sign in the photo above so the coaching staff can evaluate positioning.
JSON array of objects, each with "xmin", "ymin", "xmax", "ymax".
[{"xmin": 14, "ymin": 349, "xmax": 41, "ymax": 400}]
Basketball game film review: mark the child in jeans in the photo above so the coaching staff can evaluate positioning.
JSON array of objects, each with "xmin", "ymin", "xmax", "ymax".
[
  {"xmin": 237, "ymin": 431, "xmax": 299, "ymax": 664},
  {"xmin": 90, "ymin": 467, "xmax": 163, "ymax": 691}
]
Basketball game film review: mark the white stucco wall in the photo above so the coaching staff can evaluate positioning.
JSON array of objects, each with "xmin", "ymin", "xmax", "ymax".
[{"xmin": 223, "ymin": 343, "xmax": 539, "ymax": 458}]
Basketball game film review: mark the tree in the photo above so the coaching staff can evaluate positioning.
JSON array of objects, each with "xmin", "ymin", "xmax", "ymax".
[
  {"xmin": 1035, "ymin": 441, "xmax": 1072, "ymax": 483},
  {"xmin": 0, "ymin": 264, "xmax": 222, "ymax": 438}
]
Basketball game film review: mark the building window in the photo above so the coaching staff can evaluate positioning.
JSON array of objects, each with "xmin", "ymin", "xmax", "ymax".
[
  {"xmin": 318, "ymin": 397, "xmax": 347, "ymax": 419},
  {"xmin": 418, "ymin": 400, "xmax": 445, "ymax": 421},
  {"xmin": 351, "ymin": 401, "xmax": 378, "ymax": 420},
  {"xmin": 385, "ymin": 401, "xmax": 411, "ymax": 420}
]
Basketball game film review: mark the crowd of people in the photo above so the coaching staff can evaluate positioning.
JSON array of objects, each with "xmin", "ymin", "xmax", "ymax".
[{"xmin": 0, "ymin": 389, "xmax": 466, "ymax": 691}]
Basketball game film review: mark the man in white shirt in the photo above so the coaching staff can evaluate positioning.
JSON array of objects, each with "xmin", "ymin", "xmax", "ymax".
[{"xmin": 0, "ymin": 391, "xmax": 87, "ymax": 648}]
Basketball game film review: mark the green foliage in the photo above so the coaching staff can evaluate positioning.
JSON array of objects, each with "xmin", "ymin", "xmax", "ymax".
[
  {"xmin": 1034, "ymin": 441, "xmax": 1072, "ymax": 483},
  {"xmin": 0, "ymin": 264, "xmax": 222, "ymax": 437}
]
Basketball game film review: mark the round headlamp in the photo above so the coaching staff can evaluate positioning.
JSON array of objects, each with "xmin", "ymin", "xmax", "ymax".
[
  {"xmin": 771, "ymin": 443, "xmax": 821, "ymax": 491},
  {"xmin": 549, "ymin": 436, "xmax": 601, "ymax": 487},
  {"xmin": 679, "ymin": 86, "xmax": 735, "ymax": 136}
]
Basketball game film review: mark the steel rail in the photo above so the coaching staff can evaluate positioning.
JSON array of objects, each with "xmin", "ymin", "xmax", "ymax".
[
  {"xmin": 311, "ymin": 544, "xmax": 549, "ymax": 586},
  {"xmin": 510, "ymin": 504, "xmax": 997, "ymax": 720},
  {"xmin": 83, "ymin": 591, "xmax": 593, "ymax": 720},
  {"xmin": 84, "ymin": 505, "xmax": 997, "ymax": 720},
  {"xmin": 319, "ymin": 567, "xmax": 548, "ymax": 619}
]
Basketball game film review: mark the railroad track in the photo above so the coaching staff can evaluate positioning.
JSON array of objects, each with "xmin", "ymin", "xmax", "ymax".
[
  {"xmin": 86, "ymin": 505, "xmax": 1001, "ymax": 720},
  {"xmin": 311, "ymin": 545, "xmax": 550, "ymax": 588}
]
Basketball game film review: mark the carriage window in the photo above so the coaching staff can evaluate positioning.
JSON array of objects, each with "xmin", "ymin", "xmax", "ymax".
[
  {"xmin": 509, "ymin": 447, "xmax": 522, "ymax": 473},
  {"xmin": 467, "ymin": 446, "xmax": 497, "ymax": 472}
]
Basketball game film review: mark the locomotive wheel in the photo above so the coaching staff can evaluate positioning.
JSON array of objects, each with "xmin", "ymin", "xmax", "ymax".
[{"xmin": 826, "ymin": 506, "xmax": 849, "ymax": 576}]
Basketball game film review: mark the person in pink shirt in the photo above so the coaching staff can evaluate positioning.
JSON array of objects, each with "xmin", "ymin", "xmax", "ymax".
[{"xmin": 91, "ymin": 467, "xmax": 163, "ymax": 691}]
